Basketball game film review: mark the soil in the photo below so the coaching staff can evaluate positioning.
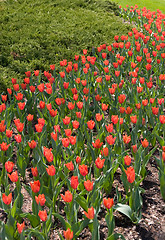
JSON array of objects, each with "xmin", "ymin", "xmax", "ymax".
[
  {"xmin": 0, "ymin": 125, "xmax": 164, "ymax": 240},
  {"xmin": 113, "ymin": 158, "xmax": 165, "ymax": 240},
  {"xmin": 1, "ymin": 157, "xmax": 165, "ymax": 240},
  {"xmin": 49, "ymin": 158, "xmax": 165, "ymax": 240}
]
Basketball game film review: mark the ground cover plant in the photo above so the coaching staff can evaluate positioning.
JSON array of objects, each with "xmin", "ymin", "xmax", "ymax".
[
  {"xmin": 111, "ymin": 0, "xmax": 165, "ymax": 13},
  {"xmin": 0, "ymin": 3, "xmax": 165, "ymax": 240},
  {"xmin": 0, "ymin": 0, "xmax": 131, "ymax": 92}
]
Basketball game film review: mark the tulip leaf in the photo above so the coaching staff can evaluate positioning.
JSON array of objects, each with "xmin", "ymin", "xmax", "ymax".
[
  {"xmin": 159, "ymin": 168, "xmax": 165, "ymax": 200},
  {"xmin": 87, "ymin": 142, "xmax": 96, "ymax": 162},
  {"xmin": 107, "ymin": 233, "xmax": 126, "ymax": 240},
  {"xmin": 46, "ymin": 208, "xmax": 52, "ymax": 233},
  {"xmin": 0, "ymin": 223, "xmax": 6, "ymax": 240},
  {"xmin": 75, "ymin": 195, "xmax": 88, "ymax": 212},
  {"xmin": 95, "ymin": 62, "xmax": 105, "ymax": 74},
  {"xmin": 53, "ymin": 213, "xmax": 71, "ymax": 230},
  {"xmin": 20, "ymin": 213, "xmax": 40, "ymax": 228},
  {"xmin": 92, "ymin": 214, "xmax": 100, "ymax": 240},
  {"xmin": 114, "ymin": 203, "xmax": 132, "ymax": 221},
  {"xmin": 57, "ymin": 232, "xmax": 64, "ymax": 240},
  {"xmin": 11, "ymin": 194, "xmax": 19, "ymax": 218},
  {"xmin": 105, "ymin": 210, "xmax": 115, "ymax": 236},
  {"xmin": 17, "ymin": 154, "xmax": 27, "ymax": 178},
  {"xmin": 73, "ymin": 219, "xmax": 89, "ymax": 238},
  {"xmin": 152, "ymin": 133, "xmax": 164, "ymax": 146},
  {"xmin": 42, "ymin": 186, "xmax": 53, "ymax": 199},
  {"xmin": 4, "ymin": 215, "xmax": 16, "ymax": 240},
  {"xmin": 29, "ymin": 230, "xmax": 45, "ymax": 240}
]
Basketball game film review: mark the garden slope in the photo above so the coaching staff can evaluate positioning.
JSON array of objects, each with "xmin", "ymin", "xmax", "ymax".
[
  {"xmin": 111, "ymin": 0, "xmax": 165, "ymax": 13},
  {"xmin": 0, "ymin": 0, "xmax": 131, "ymax": 92}
]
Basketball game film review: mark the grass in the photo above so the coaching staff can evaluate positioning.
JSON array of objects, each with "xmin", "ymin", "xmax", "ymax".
[
  {"xmin": 111, "ymin": 0, "xmax": 165, "ymax": 13},
  {"xmin": 0, "ymin": 0, "xmax": 132, "ymax": 92}
]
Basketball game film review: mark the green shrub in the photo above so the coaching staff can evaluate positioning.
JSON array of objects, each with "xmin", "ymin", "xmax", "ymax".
[{"xmin": 0, "ymin": 0, "xmax": 131, "ymax": 92}]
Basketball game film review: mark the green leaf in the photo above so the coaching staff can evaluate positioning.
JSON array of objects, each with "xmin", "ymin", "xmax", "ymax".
[
  {"xmin": 33, "ymin": 148, "xmax": 41, "ymax": 162},
  {"xmin": 0, "ymin": 223, "xmax": 6, "ymax": 240},
  {"xmin": 20, "ymin": 213, "xmax": 40, "ymax": 228},
  {"xmin": 45, "ymin": 195, "xmax": 52, "ymax": 208},
  {"xmin": 105, "ymin": 210, "xmax": 115, "ymax": 237},
  {"xmin": 114, "ymin": 203, "xmax": 132, "ymax": 221},
  {"xmin": 95, "ymin": 62, "xmax": 105, "ymax": 74},
  {"xmin": 75, "ymin": 195, "xmax": 88, "ymax": 212},
  {"xmin": 55, "ymin": 141, "xmax": 62, "ymax": 157},
  {"xmin": 54, "ymin": 176, "xmax": 67, "ymax": 202},
  {"xmin": 74, "ymin": 219, "xmax": 89, "ymax": 238},
  {"xmin": 107, "ymin": 233, "xmax": 126, "ymax": 240},
  {"xmin": 116, "ymin": 186, "xmax": 122, "ymax": 203},
  {"xmin": 134, "ymin": 187, "xmax": 143, "ymax": 210},
  {"xmin": 153, "ymin": 133, "xmax": 164, "ymax": 146},
  {"xmin": 29, "ymin": 230, "xmax": 45, "ymax": 240},
  {"xmin": 37, "ymin": 159, "xmax": 47, "ymax": 175},
  {"xmin": 17, "ymin": 154, "xmax": 27, "ymax": 178},
  {"xmin": 120, "ymin": 165, "xmax": 129, "ymax": 193},
  {"xmin": 159, "ymin": 169, "xmax": 165, "ymax": 200},
  {"xmin": 11, "ymin": 194, "xmax": 19, "ymax": 218},
  {"xmin": 87, "ymin": 143, "xmax": 96, "ymax": 162},
  {"xmin": 4, "ymin": 215, "xmax": 16, "ymax": 240},
  {"xmin": 144, "ymin": 145, "xmax": 157, "ymax": 164},
  {"xmin": 20, "ymin": 232, "xmax": 26, "ymax": 240},
  {"xmin": 92, "ymin": 214, "xmax": 100, "ymax": 240},
  {"xmin": 17, "ymin": 192, "xmax": 24, "ymax": 209},
  {"xmin": 42, "ymin": 186, "xmax": 53, "ymax": 199},
  {"xmin": 46, "ymin": 208, "xmax": 52, "ymax": 233},
  {"xmin": 32, "ymin": 198, "xmax": 38, "ymax": 216},
  {"xmin": 53, "ymin": 213, "xmax": 71, "ymax": 230},
  {"xmin": 57, "ymin": 232, "xmax": 64, "ymax": 240}
]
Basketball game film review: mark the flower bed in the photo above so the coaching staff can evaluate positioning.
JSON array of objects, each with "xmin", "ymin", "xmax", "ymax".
[{"xmin": 0, "ymin": 5, "xmax": 165, "ymax": 240}]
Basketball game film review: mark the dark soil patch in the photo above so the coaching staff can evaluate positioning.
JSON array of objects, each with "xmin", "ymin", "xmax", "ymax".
[
  {"xmin": 48, "ymin": 159, "xmax": 165, "ymax": 239},
  {"xmin": 113, "ymin": 159, "xmax": 165, "ymax": 240},
  {"xmin": 1, "ymin": 139, "xmax": 164, "ymax": 239}
]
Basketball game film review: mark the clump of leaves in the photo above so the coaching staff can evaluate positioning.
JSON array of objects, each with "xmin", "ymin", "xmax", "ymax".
[{"xmin": 0, "ymin": 0, "xmax": 131, "ymax": 92}]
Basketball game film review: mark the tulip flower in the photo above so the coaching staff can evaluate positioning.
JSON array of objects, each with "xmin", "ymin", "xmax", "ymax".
[
  {"xmin": 125, "ymin": 167, "xmax": 135, "ymax": 183},
  {"xmin": 35, "ymin": 194, "xmax": 46, "ymax": 206},
  {"xmin": 103, "ymin": 198, "xmax": 114, "ymax": 209},
  {"xmin": 38, "ymin": 210, "xmax": 47, "ymax": 221},
  {"xmin": 84, "ymin": 207, "xmax": 94, "ymax": 219},
  {"xmin": 61, "ymin": 190, "xmax": 73, "ymax": 203},
  {"xmin": 71, "ymin": 176, "xmax": 79, "ymax": 189},
  {"xmin": 17, "ymin": 222, "xmax": 25, "ymax": 234},
  {"xmin": 63, "ymin": 228, "xmax": 73, "ymax": 240},
  {"xmin": 2, "ymin": 193, "xmax": 12, "ymax": 205},
  {"xmin": 84, "ymin": 180, "xmax": 93, "ymax": 191}
]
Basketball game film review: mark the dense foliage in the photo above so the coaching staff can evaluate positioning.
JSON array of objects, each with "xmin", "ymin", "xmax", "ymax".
[
  {"xmin": 0, "ymin": 0, "xmax": 131, "ymax": 92},
  {"xmin": 0, "ymin": 3, "xmax": 165, "ymax": 240}
]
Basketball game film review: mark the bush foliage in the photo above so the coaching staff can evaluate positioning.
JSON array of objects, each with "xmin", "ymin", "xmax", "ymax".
[{"xmin": 0, "ymin": 0, "xmax": 131, "ymax": 92}]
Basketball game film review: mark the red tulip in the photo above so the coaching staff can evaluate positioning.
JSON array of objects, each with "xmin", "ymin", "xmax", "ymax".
[
  {"xmin": 125, "ymin": 167, "xmax": 135, "ymax": 183},
  {"xmin": 84, "ymin": 207, "xmax": 94, "ymax": 219},
  {"xmin": 17, "ymin": 222, "xmax": 25, "ymax": 234},
  {"xmin": 46, "ymin": 165, "xmax": 56, "ymax": 176},
  {"xmin": 63, "ymin": 228, "xmax": 73, "ymax": 240},
  {"xmin": 103, "ymin": 198, "xmax": 114, "ymax": 209},
  {"xmin": 71, "ymin": 176, "xmax": 79, "ymax": 189},
  {"xmin": 2, "ymin": 193, "xmax": 12, "ymax": 205},
  {"xmin": 38, "ymin": 210, "xmax": 47, "ymax": 221},
  {"xmin": 8, "ymin": 171, "xmax": 18, "ymax": 182},
  {"xmin": 30, "ymin": 180, "xmax": 40, "ymax": 193},
  {"xmin": 84, "ymin": 180, "xmax": 93, "ymax": 191},
  {"xmin": 5, "ymin": 161, "xmax": 14, "ymax": 173},
  {"xmin": 61, "ymin": 190, "xmax": 73, "ymax": 203},
  {"xmin": 35, "ymin": 194, "xmax": 46, "ymax": 206}
]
